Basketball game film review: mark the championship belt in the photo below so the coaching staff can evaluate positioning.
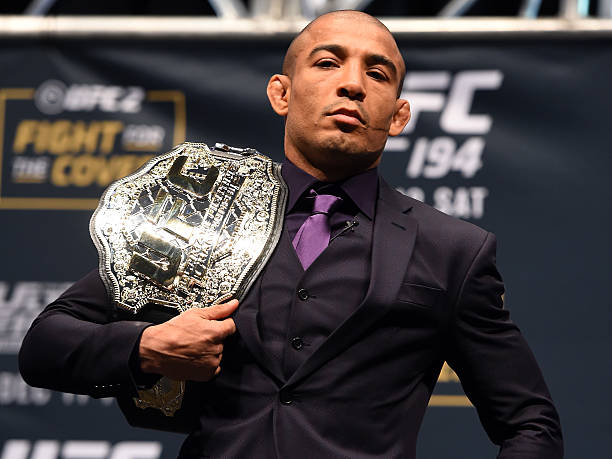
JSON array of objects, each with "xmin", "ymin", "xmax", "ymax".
[{"xmin": 90, "ymin": 142, "xmax": 287, "ymax": 416}]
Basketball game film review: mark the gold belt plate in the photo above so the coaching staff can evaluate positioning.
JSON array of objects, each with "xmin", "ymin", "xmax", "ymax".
[{"xmin": 90, "ymin": 142, "xmax": 287, "ymax": 415}]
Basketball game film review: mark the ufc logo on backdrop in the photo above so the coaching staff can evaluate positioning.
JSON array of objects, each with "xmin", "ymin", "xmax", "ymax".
[
  {"xmin": 0, "ymin": 282, "xmax": 72, "ymax": 354},
  {"xmin": 401, "ymin": 70, "xmax": 504, "ymax": 135},
  {"xmin": 0, "ymin": 440, "xmax": 161, "ymax": 459},
  {"xmin": 390, "ymin": 70, "xmax": 503, "ymax": 220}
]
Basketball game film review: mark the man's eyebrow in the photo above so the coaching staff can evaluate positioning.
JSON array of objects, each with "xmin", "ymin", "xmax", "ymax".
[
  {"xmin": 308, "ymin": 44, "xmax": 398, "ymax": 79},
  {"xmin": 366, "ymin": 54, "xmax": 398, "ymax": 79},
  {"xmin": 308, "ymin": 44, "xmax": 346, "ymax": 59}
]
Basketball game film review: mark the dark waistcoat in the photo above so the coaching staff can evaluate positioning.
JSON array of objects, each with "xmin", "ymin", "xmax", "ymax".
[{"xmin": 257, "ymin": 213, "xmax": 373, "ymax": 379}]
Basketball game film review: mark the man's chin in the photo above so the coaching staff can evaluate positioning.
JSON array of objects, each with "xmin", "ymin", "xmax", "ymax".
[
  {"xmin": 320, "ymin": 135, "xmax": 381, "ymax": 159},
  {"xmin": 335, "ymin": 122, "xmax": 360, "ymax": 134},
  {"xmin": 315, "ymin": 142, "xmax": 381, "ymax": 175}
]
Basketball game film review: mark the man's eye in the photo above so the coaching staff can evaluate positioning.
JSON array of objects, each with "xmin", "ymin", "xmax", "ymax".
[
  {"xmin": 368, "ymin": 70, "xmax": 387, "ymax": 81},
  {"xmin": 316, "ymin": 60, "xmax": 337, "ymax": 68}
]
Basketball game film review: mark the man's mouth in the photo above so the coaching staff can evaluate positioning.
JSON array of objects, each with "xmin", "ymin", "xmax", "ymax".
[{"xmin": 328, "ymin": 108, "xmax": 365, "ymax": 127}]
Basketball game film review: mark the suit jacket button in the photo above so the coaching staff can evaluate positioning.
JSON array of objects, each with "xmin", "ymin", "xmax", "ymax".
[
  {"xmin": 279, "ymin": 390, "xmax": 293, "ymax": 405},
  {"xmin": 291, "ymin": 337, "xmax": 304, "ymax": 350},
  {"xmin": 297, "ymin": 288, "xmax": 309, "ymax": 301}
]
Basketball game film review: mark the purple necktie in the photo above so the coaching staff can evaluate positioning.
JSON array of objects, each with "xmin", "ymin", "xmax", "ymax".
[{"xmin": 292, "ymin": 190, "xmax": 342, "ymax": 270}]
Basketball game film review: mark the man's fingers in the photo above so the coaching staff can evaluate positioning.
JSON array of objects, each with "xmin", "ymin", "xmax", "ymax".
[
  {"xmin": 211, "ymin": 344, "xmax": 224, "ymax": 355},
  {"xmin": 199, "ymin": 299, "xmax": 239, "ymax": 320},
  {"xmin": 213, "ymin": 318, "xmax": 237, "ymax": 340}
]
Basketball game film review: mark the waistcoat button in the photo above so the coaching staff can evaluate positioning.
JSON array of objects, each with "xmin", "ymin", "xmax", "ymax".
[
  {"xmin": 297, "ymin": 288, "xmax": 309, "ymax": 300},
  {"xmin": 291, "ymin": 337, "xmax": 304, "ymax": 350},
  {"xmin": 279, "ymin": 390, "xmax": 293, "ymax": 405}
]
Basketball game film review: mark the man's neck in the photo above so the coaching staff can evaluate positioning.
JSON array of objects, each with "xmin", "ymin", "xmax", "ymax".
[{"xmin": 283, "ymin": 152, "xmax": 380, "ymax": 183}]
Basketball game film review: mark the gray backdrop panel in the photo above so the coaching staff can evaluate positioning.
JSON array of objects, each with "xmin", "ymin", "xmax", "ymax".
[{"xmin": 0, "ymin": 34, "xmax": 609, "ymax": 458}]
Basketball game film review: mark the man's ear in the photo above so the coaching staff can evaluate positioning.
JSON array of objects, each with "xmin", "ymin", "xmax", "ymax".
[
  {"xmin": 267, "ymin": 74, "xmax": 291, "ymax": 116},
  {"xmin": 388, "ymin": 99, "xmax": 411, "ymax": 136}
]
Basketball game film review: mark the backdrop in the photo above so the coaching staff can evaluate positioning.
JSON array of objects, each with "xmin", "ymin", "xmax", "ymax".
[{"xmin": 0, "ymin": 32, "xmax": 610, "ymax": 458}]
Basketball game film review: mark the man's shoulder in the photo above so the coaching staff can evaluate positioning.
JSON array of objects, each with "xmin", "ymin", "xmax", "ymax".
[{"xmin": 378, "ymin": 180, "xmax": 490, "ymax": 249}]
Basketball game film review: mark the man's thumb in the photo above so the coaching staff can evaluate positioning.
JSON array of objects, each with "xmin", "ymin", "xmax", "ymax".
[{"xmin": 199, "ymin": 299, "xmax": 239, "ymax": 320}]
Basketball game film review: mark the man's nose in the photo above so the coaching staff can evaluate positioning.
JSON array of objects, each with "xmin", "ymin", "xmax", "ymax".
[{"xmin": 337, "ymin": 64, "xmax": 365, "ymax": 101}]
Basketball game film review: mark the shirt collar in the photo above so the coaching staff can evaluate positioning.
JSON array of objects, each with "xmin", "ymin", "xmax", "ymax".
[{"xmin": 281, "ymin": 159, "xmax": 378, "ymax": 219}]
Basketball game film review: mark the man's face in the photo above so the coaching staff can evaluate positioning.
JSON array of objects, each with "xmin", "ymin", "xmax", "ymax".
[{"xmin": 269, "ymin": 13, "xmax": 410, "ymax": 180}]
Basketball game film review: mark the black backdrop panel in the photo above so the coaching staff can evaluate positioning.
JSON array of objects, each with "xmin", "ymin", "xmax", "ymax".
[{"xmin": 1, "ymin": 34, "xmax": 610, "ymax": 458}]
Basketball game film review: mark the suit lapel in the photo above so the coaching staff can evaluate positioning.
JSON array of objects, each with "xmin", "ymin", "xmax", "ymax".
[
  {"xmin": 234, "ymin": 277, "xmax": 286, "ymax": 385},
  {"xmin": 286, "ymin": 180, "xmax": 418, "ymax": 386}
]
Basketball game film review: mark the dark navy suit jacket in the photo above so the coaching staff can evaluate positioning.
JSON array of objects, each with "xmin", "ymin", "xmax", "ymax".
[{"xmin": 19, "ymin": 179, "xmax": 563, "ymax": 458}]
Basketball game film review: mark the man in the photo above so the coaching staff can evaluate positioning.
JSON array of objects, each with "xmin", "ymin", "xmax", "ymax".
[{"xmin": 19, "ymin": 10, "xmax": 563, "ymax": 458}]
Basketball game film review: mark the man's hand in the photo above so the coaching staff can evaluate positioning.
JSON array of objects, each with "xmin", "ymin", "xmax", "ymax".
[{"xmin": 138, "ymin": 299, "xmax": 239, "ymax": 381}]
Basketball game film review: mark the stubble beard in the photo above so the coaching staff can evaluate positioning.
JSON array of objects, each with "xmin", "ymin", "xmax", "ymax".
[{"xmin": 297, "ymin": 133, "xmax": 382, "ymax": 180}]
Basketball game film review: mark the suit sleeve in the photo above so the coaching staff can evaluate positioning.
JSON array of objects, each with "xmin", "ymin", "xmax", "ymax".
[
  {"xmin": 18, "ymin": 269, "xmax": 153, "ymax": 398},
  {"xmin": 445, "ymin": 232, "xmax": 563, "ymax": 459}
]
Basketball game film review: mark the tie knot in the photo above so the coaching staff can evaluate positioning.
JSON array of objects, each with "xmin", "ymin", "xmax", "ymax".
[{"xmin": 311, "ymin": 191, "xmax": 342, "ymax": 215}]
